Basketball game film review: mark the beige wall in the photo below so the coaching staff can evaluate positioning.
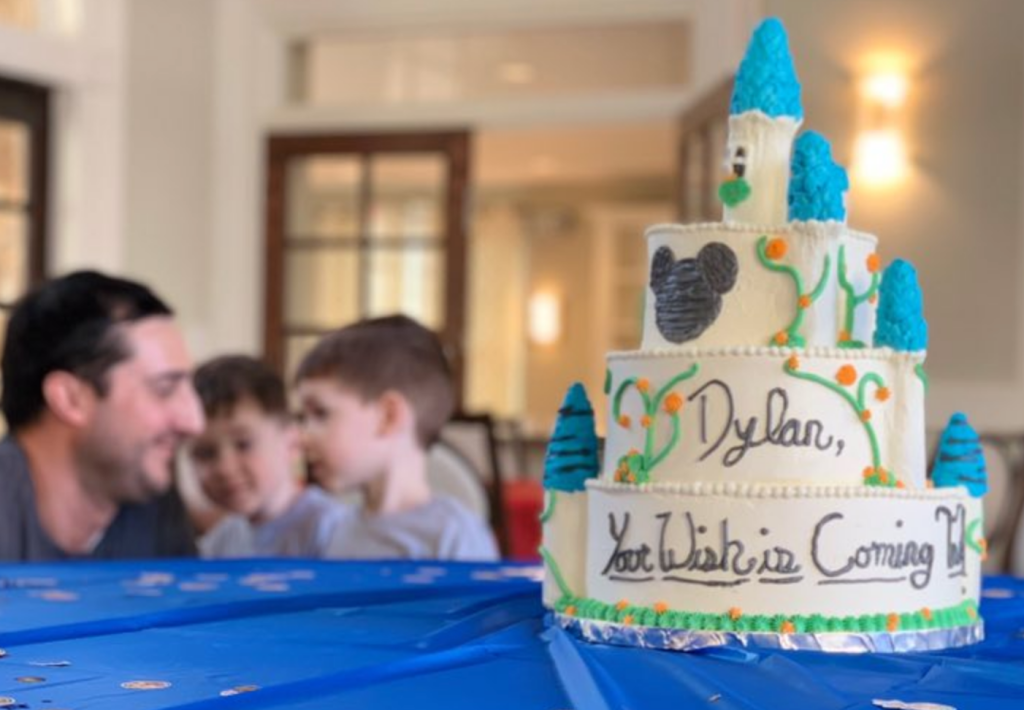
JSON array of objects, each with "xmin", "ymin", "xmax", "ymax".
[
  {"xmin": 124, "ymin": 0, "xmax": 215, "ymax": 357},
  {"xmin": 767, "ymin": 0, "xmax": 1024, "ymax": 428}
]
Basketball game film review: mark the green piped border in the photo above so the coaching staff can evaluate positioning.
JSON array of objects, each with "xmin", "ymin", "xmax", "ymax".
[
  {"xmin": 554, "ymin": 595, "xmax": 979, "ymax": 635},
  {"xmin": 756, "ymin": 235, "xmax": 831, "ymax": 347},
  {"xmin": 837, "ymin": 245, "xmax": 880, "ymax": 348}
]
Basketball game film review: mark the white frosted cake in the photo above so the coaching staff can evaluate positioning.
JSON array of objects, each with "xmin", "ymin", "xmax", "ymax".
[{"xmin": 540, "ymin": 18, "xmax": 988, "ymax": 653}]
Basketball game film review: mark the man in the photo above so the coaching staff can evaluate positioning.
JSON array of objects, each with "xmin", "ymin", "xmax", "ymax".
[{"xmin": 0, "ymin": 270, "xmax": 205, "ymax": 560}]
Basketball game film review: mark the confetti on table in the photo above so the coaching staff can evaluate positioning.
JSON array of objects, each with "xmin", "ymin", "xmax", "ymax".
[
  {"xmin": 35, "ymin": 590, "xmax": 78, "ymax": 602},
  {"xmin": 28, "ymin": 660, "xmax": 70, "ymax": 667},
  {"xmin": 982, "ymin": 588, "xmax": 1014, "ymax": 599},
  {"xmin": 0, "ymin": 696, "xmax": 15, "ymax": 706},
  {"xmin": 179, "ymin": 582, "xmax": 219, "ymax": 592},
  {"xmin": 15, "ymin": 676, "xmax": 45, "ymax": 683},
  {"xmin": 873, "ymin": 700, "xmax": 956, "ymax": 710},
  {"xmin": 122, "ymin": 680, "xmax": 171, "ymax": 690},
  {"xmin": 220, "ymin": 684, "xmax": 260, "ymax": 696}
]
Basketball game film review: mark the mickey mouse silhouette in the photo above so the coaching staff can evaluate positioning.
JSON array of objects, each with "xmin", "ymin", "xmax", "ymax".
[{"xmin": 650, "ymin": 242, "xmax": 739, "ymax": 343}]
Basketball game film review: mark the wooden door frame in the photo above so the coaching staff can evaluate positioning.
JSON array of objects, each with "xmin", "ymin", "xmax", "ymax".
[
  {"xmin": 0, "ymin": 75, "xmax": 49, "ymax": 290},
  {"xmin": 263, "ymin": 131, "xmax": 470, "ymax": 401}
]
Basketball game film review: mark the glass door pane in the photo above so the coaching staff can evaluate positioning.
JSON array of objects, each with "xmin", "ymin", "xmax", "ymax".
[
  {"xmin": 366, "ymin": 246, "xmax": 444, "ymax": 328},
  {"xmin": 284, "ymin": 248, "xmax": 360, "ymax": 329},
  {"xmin": 369, "ymin": 154, "xmax": 445, "ymax": 241},
  {"xmin": 286, "ymin": 156, "xmax": 362, "ymax": 241}
]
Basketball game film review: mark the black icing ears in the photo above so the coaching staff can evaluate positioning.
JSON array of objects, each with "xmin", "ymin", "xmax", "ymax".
[{"xmin": 697, "ymin": 243, "xmax": 739, "ymax": 294}]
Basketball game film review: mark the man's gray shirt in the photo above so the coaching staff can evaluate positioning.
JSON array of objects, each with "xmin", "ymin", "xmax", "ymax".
[{"xmin": 0, "ymin": 436, "xmax": 196, "ymax": 561}]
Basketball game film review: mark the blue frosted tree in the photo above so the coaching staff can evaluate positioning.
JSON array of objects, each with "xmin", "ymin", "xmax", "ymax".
[
  {"xmin": 543, "ymin": 383, "xmax": 600, "ymax": 492},
  {"xmin": 931, "ymin": 413, "xmax": 988, "ymax": 497},
  {"xmin": 788, "ymin": 131, "xmax": 849, "ymax": 221},
  {"xmin": 874, "ymin": 259, "xmax": 928, "ymax": 351},
  {"xmin": 730, "ymin": 17, "xmax": 803, "ymax": 119}
]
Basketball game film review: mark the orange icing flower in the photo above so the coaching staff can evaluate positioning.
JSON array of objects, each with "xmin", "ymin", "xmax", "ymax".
[
  {"xmin": 626, "ymin": 472, "xmax": 636, "ymax": 483},
  {"xmin": 765, "ymin": 238, "xmax": 788, "ymax": 261},
  {"xmin": 838, "ymin": 330, "xmax": 851, "ymax": 343},
  {"xmin": 869, "ymin": 294, "xmax": 878, "ymax": 305},
  {"xmin": 618, "ymin": 414, "xmax": 631, "ymax": 428},
  {"xmin": 627, "ymin": 448, "xmax": 640, "ymax": 456},
  {"xmin": 867, "ymin": 253, "xmax": 882, "ymax": 273},
  {"xmin": 780, "ymin": 620, "xmax": 795, "ymax": 634},
  {"xmin": 967, "ymin": 606, "xmax": 977, "ymax": 620},
  {"xmin": 896, "ymin": 480, "xmax": 906, "ymax": 489},
  {"xmin": 664, "ymin": 393, "xmax": 684, "ymax": 414},
  {"xmin": 564, "ymin": 605, "xmax": 577, "ymax": 617},
  {"xmin": 860, "ymin": 409, "xmax": 872, "ymax": 422},
  {"xmin": 623, "ymin": 615, "xmax": 634, "ymax": 626},
  {"xmin": 887, "ymin": 613, "xmax": 899, "ymax": 632},
  {"xmin": 876, "ymin": 387, "xmax": 891, "ymax": 402},
  {"xmin": 640, "ymin": 415, "xmax": 652, "ymax": 428},
  {"xmin": 836, "ymin": 364, "xmax": 858, "ymax": 386},
  {"xmin": 729, "ymin": 607, "xmax": 743, "ymax": 621},
  {"xmin": 878, "ymin": 469, "xmax": 889, "ymax": 485},
  {"xmin": 786, "ymin": 355, "xmax": 800, "ymax": 371},
  {"xmin": 615, "ymin": 600, "xmax": 629, "ymax": 611},
  {"xmin": 654, "ymin": 602, "xmax": 669, "ymax": 614},
  {"xmin": 921, "ymin": 607, "xmax": 933, "ymax": 621},
  {"xmin": 774, "ymin": 331, "xmax": 789, "ymax": 346},
  {"xmin": 636, "ymin": 378, "xmax": 650, "ymax": 393},
  {"xmin": 980, "ymin": 538, "xmax": 989, "ymax": 561},
  {"xmin": 798, "ymin": 294, "xmax": 812, "ymax": 309},
  {"xmin": 863, "ymin": 466, "xmax": 875, "ymax": 480}
]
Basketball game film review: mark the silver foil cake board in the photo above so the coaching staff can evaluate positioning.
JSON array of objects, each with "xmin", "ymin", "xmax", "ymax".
[{"xmin": 554, "ymin": 613, "xmax": 984, "ymax": 654}]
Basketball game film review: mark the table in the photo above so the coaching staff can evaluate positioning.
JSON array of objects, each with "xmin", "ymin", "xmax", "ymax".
[{"xmin": 0, "ymin": 560, "xmax": 1022, "ymax": 709}]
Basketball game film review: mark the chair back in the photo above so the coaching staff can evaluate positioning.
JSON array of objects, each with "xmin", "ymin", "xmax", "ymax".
[
  {"xmin": 426, "ymin": 440, "xmax": 490, "ymax": 522},
  {"xmin": 437, "ymin": 413, "xmax": 509, "ymax": 554}
]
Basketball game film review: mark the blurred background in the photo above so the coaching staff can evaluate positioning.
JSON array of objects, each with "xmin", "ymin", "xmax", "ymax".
[{"xmin": 1, "ymin": 0, "xmax": 1022, "ymax": 559}]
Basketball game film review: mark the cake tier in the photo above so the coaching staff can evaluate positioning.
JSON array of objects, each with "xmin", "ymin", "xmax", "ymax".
[
  {"xmin": 581, "ymin": 480, "xmax": 983, "ymax": 624},
  {"xmin": 643, "ymin": 221, "xmax": 879, "ymax": 350},
  {"xmin": 605, "ymin": 346, "xmax": 927, "ymax": 489}
]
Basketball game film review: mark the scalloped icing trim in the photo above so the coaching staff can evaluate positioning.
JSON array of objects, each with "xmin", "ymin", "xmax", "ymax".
[
  {"xmin": 644, "ymin": 221, "xmax": 878, "ymax": 247},
  {"xmin": 555, "ymin": 595, "xmax": 978, "ymax": 634},
  {"xmin": 606, "ymin": 345, "xmax": 926, "ymax": 363},
  {"xmin": 585, "ymin": 478, "xmax": 972, "ymax": 501}
]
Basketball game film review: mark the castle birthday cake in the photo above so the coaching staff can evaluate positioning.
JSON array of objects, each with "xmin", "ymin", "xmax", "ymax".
[{"xmin": 540, "ymin": 18, "xmax": 988, "ymax": 653}]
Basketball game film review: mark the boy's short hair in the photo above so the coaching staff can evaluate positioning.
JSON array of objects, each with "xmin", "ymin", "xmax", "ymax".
[
  {"xmin": 296, "ymin": 315, "xmax": 454, "ymax": 448},
  {"xmin": 194, "ymin": 355, "xmax": 289, "ymax": 421}
]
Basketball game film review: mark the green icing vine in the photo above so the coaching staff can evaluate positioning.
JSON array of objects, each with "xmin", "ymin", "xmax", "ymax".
[
  {"xmin": 915, "ymin": 363, "xmax": 929, "ymax": 392},
  {"xmin": 837, "ymin": 245, "xmax": 881, "ymax": 348},
  {"xmin": 965, "ymin": 517, "xmax": 986, "ymax": 557},
  {"xmin": 603, "ymin": 367, "xmax": 611, "ymax": 396},
  {"xmin": 756, "ymin": 235, "xmax": 831, "ymax": 347},
  {"xmin": 610, "ymin": 364, "xmax": 700, "ymax": 484},
  {"xmin": 555, "ymin": 595, "xmax": 979, "ymax": 634},
  {"xmin": 783, "ymin": 358, "xmax": 897, "ymax": 488},
  {"xmin": 539, "ymin": 490, "xmax": 557, "ymax": 525},
  {"xmin": 540, "ymin": 546, "xmax": 573, "ymax": 599}
]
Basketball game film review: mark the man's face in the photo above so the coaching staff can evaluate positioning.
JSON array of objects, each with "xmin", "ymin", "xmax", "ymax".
[{"xmin": 80, "ymin": 317, "xmax": 205, "ymax": 503}]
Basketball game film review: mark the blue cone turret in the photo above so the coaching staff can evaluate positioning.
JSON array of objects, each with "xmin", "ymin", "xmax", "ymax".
[
  {"xmin": 731, "ymin": 18, "xmax": 803, "ymax": 119},
  {"xmin": 543, "ymin": 383, "xmax": 600, "ymax": 493},
  {"xmin": 931, "ymin": 413, "xmax": 988, "ymax": 497},
  {"xmin": 788, "ymin": 131, "xmax": 849, "ymax": 222}
]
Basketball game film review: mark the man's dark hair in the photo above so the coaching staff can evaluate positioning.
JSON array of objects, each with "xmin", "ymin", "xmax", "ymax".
[
  {"xmin": 296, "ymin": 315, "xmax": 454, "ymax": 448},
  {"xmin": 193, "ymin": 355, "xmax": 288, "ymax": 421},
  {"xmin": 1, "ymin": 270, "xmax": 173, "ymax": 430}
]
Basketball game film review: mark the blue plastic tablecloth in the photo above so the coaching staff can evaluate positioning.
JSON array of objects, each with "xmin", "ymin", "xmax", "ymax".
[{"xmin": 0, "ymin": 560, "xmax": 1021, "ymax": 709}]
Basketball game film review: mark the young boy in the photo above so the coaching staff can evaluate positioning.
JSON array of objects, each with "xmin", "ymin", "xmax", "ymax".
[
  {"xmin": 189, "ymin": 355, "xmax": 347, "ymax": 558},
  {"xmin": 295, "ymin": 315, "xmax": 498, "ymax": 561}
]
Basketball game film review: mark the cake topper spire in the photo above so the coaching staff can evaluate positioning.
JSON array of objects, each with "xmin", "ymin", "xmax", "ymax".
[
  {"xmin": 731, "ymin": 18, "xmax": 803, "ymax": 119},
  {"xmin": 721, "ymin": 17, "xmax": 804, "ymax": 225}
]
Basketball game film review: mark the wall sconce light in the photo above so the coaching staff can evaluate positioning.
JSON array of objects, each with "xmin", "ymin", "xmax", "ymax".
[
  {"xmin": 854, "ymin": 70, "xmax": 909, "ymax": 187},
  {"xmin": 528, "ymin": 290, "xmax": 561, "ymax": 345}
]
